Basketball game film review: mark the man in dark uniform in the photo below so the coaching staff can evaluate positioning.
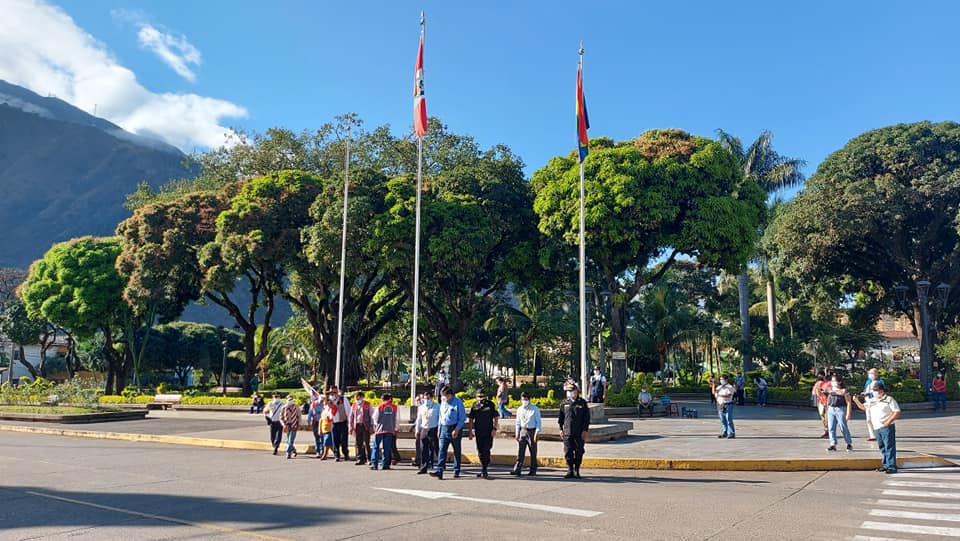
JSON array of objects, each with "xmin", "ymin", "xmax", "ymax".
[
  {"xmin": 468, "ymin": 389, "xmax": 500, "ymax": 479},
  {"xmin": 558, "ymin": 382, "xmax": 590, "ymax": 479}
]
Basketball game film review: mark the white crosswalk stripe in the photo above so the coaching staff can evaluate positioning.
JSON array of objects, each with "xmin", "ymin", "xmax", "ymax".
[{"xmin": 853, "ymin": 466, "xmax": 960, "ymax": 540}]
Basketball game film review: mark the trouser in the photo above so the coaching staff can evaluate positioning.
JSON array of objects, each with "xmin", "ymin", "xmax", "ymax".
[
  {"xmin": 475, "ymin": 432, "xmax": 493, "ymax": 467},
  {"xmin": 563, "ymin": 433, "xmax": 585, "ymax": 467},
  {"xmin": 311, "ymin": 422, "xmax": 322, "ymax": 453},
  {"xmin": 419, "ymin": 427, "xmax": 438, "ymax": 470},
  {"xmin": 865, "ymin": 407, "xmax": 877, "ymax": 439},
  {"xmin": 284, "ymin": 429, "xmax": 297, "ymax": 456},
  {"xmin": 391, "ymin": 437, "xmax": 402, "ymax": 463},
  {"xmin": 371, "ymin": 433, "xmax": 395, "ymax": 469},
  {"xmin": 515, "ymin": 428, "xmax": 538, "ymax": 472},
  {"xmin": 436, "ymin": 424, "xmax": 462, "ymax": 474},
  {"xmin": 498, "ymin": 400, "xmax": 511, "ymax": 418},
  {"xmin": 718, "ymin": 404, "xmax": 735, "ymax": 436},
  {"xmin": 758, "ymin": 388, "xmax": 768, "ymax": 405},
  {"xmin": 736, "ymin": 388, "xmax": 745, "ymax": 405},
  {"xmin": 354, "ymin": 426, "xmax": 371, "ymax": 463},
  {"xmin": 877, "ymin": 424, "xmax": 897, "ymax": 471},
  {"xmin": 817, "ymin": 403, "xmax": 828, "ymax": 430},
  {"xmin": 827, "ymin": 406, "xmax": 852, "ymax": 446},
  {"xmin": 333, "ymin": 421, "xmax": 349, "ymax": 459},
  {"xmin": 934, "ymin": 392, "xmax": 947, "ymax": 411},
  {"xmin": 269, "ymin": 421, "xmax": 283, "ymax": 449}
]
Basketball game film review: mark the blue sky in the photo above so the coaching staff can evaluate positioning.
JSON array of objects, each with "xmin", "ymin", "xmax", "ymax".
[{"xmin": 5, "ymin": 1, "xmax": 960, "ymax": 189}]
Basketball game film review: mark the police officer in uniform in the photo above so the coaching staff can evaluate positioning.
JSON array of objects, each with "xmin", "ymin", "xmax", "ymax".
[
  {"xmin": 468, "ymin": 389, "xmax": 499, "ymax": 478},
  {"xmin": 558, "ymin": 382, "xmax": 590, "ymax": 479}
]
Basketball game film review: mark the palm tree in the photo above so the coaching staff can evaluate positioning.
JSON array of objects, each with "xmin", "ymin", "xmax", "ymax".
[{"xmin": 716, "ymin": 130, "xmax": 805, "ymax": 372}]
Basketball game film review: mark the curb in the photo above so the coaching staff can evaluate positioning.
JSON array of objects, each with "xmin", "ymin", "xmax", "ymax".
[{"xmin": 1, "ymin": 423, "xmax": 953, "ymax": 471}]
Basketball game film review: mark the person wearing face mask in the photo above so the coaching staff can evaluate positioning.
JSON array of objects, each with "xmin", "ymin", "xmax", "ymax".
[
  {"xmin": 511, "ymin": 391, "xmax": 541, "ymax": 476},
  {"xmin": 932, "ymin": 372, "xmax": 948, "ymax": 412},
  {"xmin": 434, "ymin": 370, "xmax": 449, "ymax": 401},
  {"xmin": 348, "ymin": 391, "xmax": 372, "ymax": 466},
  {"xmin": 468, "ymin": 389, "xmax": 500, "ymax": 478},
  {"xmin": 327, "ymin": 385, "xmax": 350, "ymax": 462},
  {"xmin": 264, "ymin": 392, "xmax": 284, "ymax": 455},
  {"xmin": 431, "ymin": 386, "xmax": 466, "ymax": 480},
  {"xmin": 371, "ymin": 393, "xmax": 399, "ymax": 470},
  {"xmin": 638, "ymin": 387, "xmax": 654, "ymax": 416},
  {"xmin": 559, "ymin": 382, "xmax": 590, "ymax": 479},
  {"xmin": 589, "ymin": 367, "xmax": 607, "ymax": 404},
  {"xmin": 862, "ymin": 368, "xmax": 884, "ymax": 441},
  {"xmin": 712, "ymin": 375, "xmax": 736, "ymax": 439},
  {"xmin": 853, "ymin": 382, "xmax": 901, "ymax": 473},
  {"xmin": 416, "ymin": 393, "xmax": 440, "ymax": 474},
  {"xmin": 826, "ymin": 374, "xmax": 853, "ymax": 452},
  {"xmin": 279, "ymin": 395, "xmax": 303, "ymax": 459}
]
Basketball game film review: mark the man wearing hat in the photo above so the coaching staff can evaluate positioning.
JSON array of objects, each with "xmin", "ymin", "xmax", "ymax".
[
  {"xmin": 468, "ymin": 389, "xmax": 500, "ymax": 478},
  {"xmin": 511, "ymin": 391, "xmax": 541, "ymax": 476},
  {"xmin": 558, "ymin": 382, "xmax": 590, "ymax": 479}
]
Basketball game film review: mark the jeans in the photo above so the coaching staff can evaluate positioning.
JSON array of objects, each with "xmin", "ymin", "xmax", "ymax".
[
  {"xmin": 285, "ymin": 429, "xmax": 297, "ymax": 456},
  {"xmin": 311, "ymin": 422, "xmax": 321, "ymax": 453},
  {"xmin": 877, "ymin": 424, "xmax": 897, "ymax": 471},
  {"xmin": 498, "ymin": 400, "xmax": 511, "ymax": 418},
  {"xmin": 370, "ymin": 433, "xmax": 395, "ymax": 469},
  {"xmin": 934, "ymin": 392, "xmax": 947, "ymax": 411},
  {"xmin": 718, "ymin": 403, "xmax": 735, "ymax": 436},
  {"xmin": 333, "ymin": 421, "xmax": 349, "ymax": 459},
  {"xmin": 757, "ymin": 388, "xmax": 768, "ymax": 406},
  {"xmin": 269, "ymin": 421, "xmax": 283, "ymax": 450},
  {"xmin": 436, "ymin": 424, "xmax": 462, "ymax": 475},
  {"xmin": 827, "ymin": 406, "xmax": 852, "ymax": 446}
]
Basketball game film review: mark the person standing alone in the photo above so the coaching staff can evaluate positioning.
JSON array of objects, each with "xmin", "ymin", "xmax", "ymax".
[
  {"xmin": 932, "ymin": 373, "xmax": 948, "ymax": 412},
  {"xmin": 511, "ymin": 391, "xmax": 541, "ymax": 476},
  {"xmin": 559, "ymin": 382, "xmax": 590, "ymax": 479},
  {"xmin": 495, "ymin": 377, "xmax": 512, "ymax": 418},
  {"xmin": 713, "ymin": 375, "xmax": 736, "ymax": 439},
  {"xmin": 468, "ymin": 389, "xmax": 499, "ymax": 478}
]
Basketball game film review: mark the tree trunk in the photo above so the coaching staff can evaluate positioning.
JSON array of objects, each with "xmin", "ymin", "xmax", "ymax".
[
  {"xmin": 737, "ymin": 272, "xmax": 753, "ymax": 372},
  {"xmin": 608, "ymin": 302, "xmax": 627, "ymax": 392},
  {"xmin": 765, "ymin": 268, "xmax": 777, "ymax": 341},
  {"xmin": 15, "ymin": 344, "xmax": 40, "ymax": 379},
  {"xmin": 448, "ymin": 334, "xmax": 465, "ymax": 392}
]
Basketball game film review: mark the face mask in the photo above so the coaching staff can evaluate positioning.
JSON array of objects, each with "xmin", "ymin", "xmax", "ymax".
[
  {"xmin": 328, "ymin": 395, "xmax": 336, "ymax": 401},
  {"xmin": 425, "ymin": 399, "xmax": 433, "ymax": 406},
  {"xmin": 441, "ymin": 396, "xmax": 448, "ymax": 403},
  {"xmin": 521, "ymin": 400, "xmax": 530, "ymax": 406},
  {"xmin": 565, "ymin": 391, "xmax": 574, "ymax": 399},
  {"xmin": 831, "ymin": 380, "xmax": 838, "ymax": 386},
  {"xmin": 868, "ymin": 373, "xmax": 876, "ymax": 380},
  {"xmin": 356, "ymin": 398, "xmax": 363, "ymax": 404},
  {"xmin": 594, "ymin": 370, "xmax": 600, "ymax": 375},
  {"xmin": 720, "ymin": 379, "xmax": 727, "ymax": 385},
  {"xmin": 641, "ymin": 389, "xmax": 647, "ymax": 393}
]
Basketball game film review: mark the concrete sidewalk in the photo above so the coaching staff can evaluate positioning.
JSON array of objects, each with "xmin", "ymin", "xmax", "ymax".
[{"xmin": 2, "ymin": 400, "xmax": 956, "ymax": 471}]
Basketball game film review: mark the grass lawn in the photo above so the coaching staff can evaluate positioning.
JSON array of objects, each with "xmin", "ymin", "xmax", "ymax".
[{"xmin": 0, "ymin": 405, "xmax": 113, "ymax": 415}]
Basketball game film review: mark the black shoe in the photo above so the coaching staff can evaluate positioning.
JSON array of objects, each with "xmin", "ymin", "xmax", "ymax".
[
  {"xmin": 418, "ymin": 468, "xmax": 429, "ymax": 475},
  {"xmin": 273, "ymin": 448, "xmax": 278, "ymax": 455},
  {"xmin": 846, "ymin": 444, "xmax": 852, "ymax": 452},
  {"xmin": 826, "ymin": 445, "xmax": 837, "ymax": 452},
  {"xmin": 564, "ymin": 469, "xmax": 576, "ymax": 479},
  {"xmin": 382, "ymin": 466, "xmax": 391, "ymax": 470},
  {"xmin": 428, "ymin": 471, "xmax": 440, "ymax": 478},
  {"xmin": 574, "ymin": 468, "xmax": 582, "ymax": 479},
  {"xmin": 453, "ymin": 472, "xmax": 461, "ymax": 479},
  {"xmin": 509, "ymin": 469, "xmax": 521, "ymax": 476},
  {"xmin": 718, "ymin": 434, "xmax": 727, "ymax": 439},
  {"xmin": 875, "ymin": 467, "xmax": 888, "ymax": 472},
  {"xmin": 355, "ymin": 460, "xmax": 366, "ymax": 466},
  {"xmin": 527, "ymin": 471, "xmax": 536, "ymax": 476},
  {"xmin": 482, "ymin": 472, "xmax": 490, "ymax": 479},
  {"xmin": 884, "ymin": 469, "xmax": 898, "ymax": 474},
  {"xmin": 370, "ymin": 465, "xmax": 378, "ymax": 470},
  {"xmin": 728, "ymin": 435, "xmax": 735, "ymax": 439},
  {"xmin": 335, "ymin": 457, "xmax": 341, "ymax": 462}
]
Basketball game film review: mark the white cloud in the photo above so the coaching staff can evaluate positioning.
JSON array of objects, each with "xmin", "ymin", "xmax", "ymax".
[
  {"xmin": 0, "ymin": 0, "xmax": 246, "ymax": 151},
  {"xmin": 136, "ymin": 24, "xmax": 201, "ymax": 82}
]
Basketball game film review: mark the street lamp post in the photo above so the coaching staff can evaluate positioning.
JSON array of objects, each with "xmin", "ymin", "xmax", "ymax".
[{"xmin": 217, "ymin": 325, "xmax": 228, "ymax": 395}]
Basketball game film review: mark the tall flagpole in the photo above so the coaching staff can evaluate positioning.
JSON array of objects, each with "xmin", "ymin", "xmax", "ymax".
[
  {"xmin": 410, "ymin": 12, "xmax": 425, "ymax": 406},
  {"xmin": 578, "ymin": 43, "xmax": 589, "ymax": 396},
  {"xmin": 335, "ymin": 120, "xmax": 351, "ymax": 389}
]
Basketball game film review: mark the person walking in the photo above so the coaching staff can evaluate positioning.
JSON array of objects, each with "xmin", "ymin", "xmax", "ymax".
[
  {"xmin": 434, "ymin": 370, "xmax": 449, "ymax": 400},
  {"xmin": 431, "ymin": 386, "xmax": 466, "ymax": 480},
  {"xmin": 853, "ymin": 382, "xmax": 901, "ymax": 473},
  {"xmin": 712, "ymin": 375, "xmax": 736, "ymax": 439},
  {"xmin": 348, "ymin": 391, "xmax": 372, "ymax": 465},
  {"xmin": 306, "ymin": 395, "xmax": 325, "ymax": 458},
  {"xmin": 932, "ymin": 373, "xmax": 948, "ymax": 412},
  {"xmin": 370, "ymin": 393, "xmax": 398, "ymax": 470},
  {"xmin": 327, "ymin": 385, "xmax": 350, "ymax": 462},
  {"xmin": 511, "ymin": 391, "xmax": 541, "ymax": 476},
  {"xmin": 826, "ymin": 374, "xmax": 854, "ymax": 452},
  {"xmin": 734, "ymin": 372, "xmax": 746, "ymax": 406},
  {"xmin": 862, "ymin": 368, "xmax": 884, "ymax": 441},
  {"xmin": 416, "ymin": 392, "xmax": 440, "ymax": 475},
  {"xmin": 279, "ymin": 395, "xmax": 302, "ymax": 459},
  {"xmin": 589, "ymin": 367, "xmax": 607, "ymax": 404},
  {"xmin": 812, "ymin": 372, "xmax": 831, "ymax": 439},
  {"xmin": 264, "ymin": 392, "xmax": 284, "ymax": 455},
  {"xmin": 559, "ymin": 382, "xmax": 590, "ymax": 479},
  {"xmin": 495, "ymin": 377, "xmax": 512, "ymax": 418},
  {"xmin": 468, "ymin": 389, "xmax": 499, "ymax": 478},
  {"xmin": 754, "ymin": 375, "xmax": 769, "ymax": 407}
]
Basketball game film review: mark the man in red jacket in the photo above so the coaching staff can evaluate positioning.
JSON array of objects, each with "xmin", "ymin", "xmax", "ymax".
[
  {"xmin": 371, "ymin": 393, "xmax": 399, "ymax": 470},
  {"xmin": 932, "ymin": 373, "xmax": 948, "ymax": 412},
  {"xmin": 349, "ymin": 391, "xmax": 373, "ymax": 465}
]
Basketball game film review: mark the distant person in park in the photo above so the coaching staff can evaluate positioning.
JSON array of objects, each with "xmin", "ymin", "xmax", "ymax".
[
  {"xmin": 826, "ymin": 374, "xmax": 853, "ymax": 452},
  {"xmin": 496, "ymin": 377, "xmax": 512, "ymax": 418},
  {"xmin": 280, "ymin": 395, "xmax": 302, "ymax": 459},
  {"xmin": 862, "ymin": 368, "xmax": 884, "ymax": 441},
  {"xmin": 327, "ymin": 385, "xmax": 350, "ymax": 461},
  {"xmin": 712, "ymin": 375, "xmax": 736, "ymax": 439},
  {"xmin": 434, "ymin": 369, "xmax": 449, "ymax": 400},
  {"xmin": 932, "ymin": 373, "xmax": 948, "ymax": 412},
  {"xmin": 754, "ymin": 375, "xmax": 768, "ymax": 407},
  {"xmin": 589, "ymin": 366, "xmax": 607, "ymax": 403},
  {"xmin": 853, "ymin": 382, "xmax": 901, "ymax": 474},
  {"xmin": 370, "ymin": 393, "xmax": 398, "ymax": 470},
  {"xmin": 431, "ymin": 385, "xmax": 466, "ymax": 480},
  {"xmin": 348, "ymin": 391, "xmax": 373, "ymax": 466},
  {"xmin": 638, "ymin": 387, "xmax": 654, "ymax": 416},
  {"xmin": 707, "ymin": 376, "xmax": 716, "ymax": 404},
  {"xmin": 249, "ymin": 392, "xmax": 264, "ymax": 414},
  {"xmin": 264, "ymin": 392, "xmax": 284, "ymax": 455},
  {"xmin": 559, "ymin": 382, "xmax": 590, "ymax": 479},
  {"xmin": 468, "ymin": 389, "xmax": 499, "ymax": 479},
  {"xmin": 416, "ymin": 392, "xmax": 440, "ymax": 475},
  {"xmin": 511, "ymin": 391, "xmax": 541, "ymax": 476},
  {"xmin": 249, "ymin": 375, "xmax": 260, "ymax": 393},
  {"xmin": 812, "ymin": 372, "xmax": 832, "ymax": 439},
  {"xmin": 734, "ymin": 372, "xmax": 746, "ymax": 406}
]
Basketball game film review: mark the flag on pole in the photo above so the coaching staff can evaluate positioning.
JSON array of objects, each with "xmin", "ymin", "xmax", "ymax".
[
  {"xmin": 576, "ymin": 64, "xmax": 590, "ymax": 163},
  {"xmin": 413, "ymin": 23, "xmax": 428, "ymax": 139},
  {"xmin": 300, "ymin": 377, "xmax": 320, "ymax": 402}
]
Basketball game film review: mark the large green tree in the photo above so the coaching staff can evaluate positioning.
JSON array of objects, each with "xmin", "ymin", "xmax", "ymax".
[{"xmin": 532, "ymin": 129, "xmax": 766, "ymax": 390}]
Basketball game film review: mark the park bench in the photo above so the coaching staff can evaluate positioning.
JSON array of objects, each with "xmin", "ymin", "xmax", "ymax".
[{"xmin": 147, "ymin": 393, "xmax": 182, "ymax": 410}]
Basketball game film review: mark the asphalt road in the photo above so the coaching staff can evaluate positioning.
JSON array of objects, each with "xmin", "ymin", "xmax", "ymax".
[{"xmin": 1, "ymin": 432, "xmax": 957, "ymax": 541}]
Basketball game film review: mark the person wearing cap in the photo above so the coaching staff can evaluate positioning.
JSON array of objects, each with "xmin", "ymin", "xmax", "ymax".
[
  {"xmin": 558, "ymin": 382, "xmax": 590, "ymax": 479},
  {"xmin": 370, "ymin": 393, "xmax": 399, "ymax": 470},
  {"xmin": 468, "ymin": 389, "xmax": 499, "ymax": 478},
  {"xmin": 853, "ymin": 382, "xmax": 901, "ymax": 473},
  {"xmin": 416, "ymin": 392, "xmax": 440, "ymax": 474},
  {"xmin": 862, "ymin": 368, "xmax": 885, "ymax": 441},
  {"xmin": 264, "ymin": 392, "xmax": 284, "ymax": 455},
  {"xmin": 348, "ymin": 391, "xmax": 373, "ymax": 465},
  {"xmin": 511, "ymin": 391, "xmax": 541, "ymax": 476},
  {"xmin": 431, "ymin": 385, "xmax": 466, "ymax": 480},
  {"xmin": 327, "ymin": 385, "xmax": 351, "ymax": 461},
  {"xmin": 279, "ymin": 395, "xmax": 303, "ymax": 459}
]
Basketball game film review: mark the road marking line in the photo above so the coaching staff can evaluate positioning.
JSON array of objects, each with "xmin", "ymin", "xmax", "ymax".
[
  {"xmin": 862, "ymin": 520, "xmax": 960, "ymax": 537},
  {"xmin": 375, "ymin": 487, "xmax": 602, "ymax": 518},
  {"xmin": 885, "ymin": 480, "xmax": 960, "ymax": 489},
  {"xmin": 895, "ymin": 472, "xmax": 960, "ymax": 479},
  {"xmin": 875, "ymin": 499, "xmax": 960, "ymax": 510},
  {"xmin": 853, "ymin": 535, "xmax": 919, "ymax": 541},
  {"xmin": 25, "ymin": 491, "xmax": 292, "ymax": 541},
  {"xmin": 871, "ymin": 508, "xmax": 960, "ymax": 522},
  {"xmin": 882, "ymin": 489, "xmax": 960, "ymax": 499}
]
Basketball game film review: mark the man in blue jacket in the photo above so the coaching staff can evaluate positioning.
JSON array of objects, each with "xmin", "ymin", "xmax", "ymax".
[{"xmin": 430, "ymin": 386, "xmax": 466, "ymax": 480}]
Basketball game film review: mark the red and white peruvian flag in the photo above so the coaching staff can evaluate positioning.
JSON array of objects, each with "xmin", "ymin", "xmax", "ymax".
[{"xmin": 413, "ymin": 31, "xmax": 427, "ymax": 139}]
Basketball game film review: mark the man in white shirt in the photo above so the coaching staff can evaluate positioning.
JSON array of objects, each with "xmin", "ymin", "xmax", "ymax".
[
  {"xmin": 638, "ymin": 388, "xmax": 654, "ymax": 416},
  {"xmin": 853, "ymin": 382, "xmax": 901, "ymax": 474},
  {"xmin": 713, "ymin": 375, "xmax": 736, "ymax": 439},
  {"xmin": 511, "ymin": 392, "xmax": 542, "ymax": 476}
]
